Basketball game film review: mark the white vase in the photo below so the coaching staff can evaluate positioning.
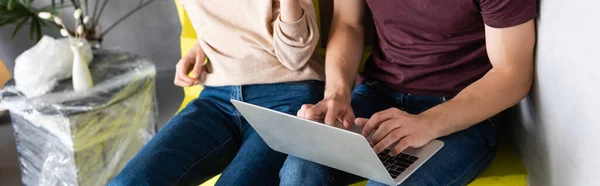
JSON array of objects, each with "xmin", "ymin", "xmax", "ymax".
[{"xmin": 71, "ymin": 43, "xmax": 93, "ymax": 91}]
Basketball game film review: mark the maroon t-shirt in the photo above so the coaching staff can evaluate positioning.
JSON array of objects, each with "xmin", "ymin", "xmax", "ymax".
[{"xmin": 359, "ymin": 0, "xmax": 537, "ymax": 97}]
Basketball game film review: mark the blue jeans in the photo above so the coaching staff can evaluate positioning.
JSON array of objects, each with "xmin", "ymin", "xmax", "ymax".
[
  {"xmin": 279, "ymin": 81, "xmax": 498, "ymax": 186},
  {"xmin": 109, "ymin": 80, "xmax": 324, "ymax": 186}
]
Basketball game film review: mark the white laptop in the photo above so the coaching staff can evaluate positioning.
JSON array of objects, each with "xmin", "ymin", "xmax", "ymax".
[{"xmin": 231, "ymin": 99, "xmax": 444, "ymax": 186}]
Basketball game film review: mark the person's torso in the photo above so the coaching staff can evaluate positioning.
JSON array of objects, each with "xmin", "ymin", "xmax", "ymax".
[
  {"xmin": 362, "ymin": 0, "xmax": 491, "ymax": 97},
  {"xmin": 179, "ymin": 0, "xmax": 324, "ymax": 86},
  {"xmin": 181, "ymin": 0, "xmax": 279, "ymax": 62}
]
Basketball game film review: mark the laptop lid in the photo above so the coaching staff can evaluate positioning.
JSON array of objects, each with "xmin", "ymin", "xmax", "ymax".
[{"xmin": 231, "ymin": 99, "xmax": 397, "ymax": 185}]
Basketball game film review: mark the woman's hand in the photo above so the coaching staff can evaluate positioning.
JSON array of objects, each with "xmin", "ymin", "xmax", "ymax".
[{"xmin": 174, "ymin": 43, "xmax": 206, "ymax": 87}]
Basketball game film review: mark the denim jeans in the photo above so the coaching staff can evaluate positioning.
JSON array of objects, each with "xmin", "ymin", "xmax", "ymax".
[
  {"xmin": 109, "ymin": 80, "xmax": 324, "ymax": 186},
  {"xmin": 279, "ymin": 81, "xmax": 498, "ymax": 186}
]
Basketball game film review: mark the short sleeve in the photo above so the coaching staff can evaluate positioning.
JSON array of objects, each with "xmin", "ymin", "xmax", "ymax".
[{"xmin": 479, "ymin": 0, "xmax": 537, "ymax": 28}]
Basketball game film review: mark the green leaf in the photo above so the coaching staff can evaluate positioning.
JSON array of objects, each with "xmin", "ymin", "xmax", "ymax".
[
  {"xmin": 0, "ymin": 2, "xmax": 33, "ymax": 27},
  {"xmin": 11, "ymin": 17, "xmax": 28, "ymax": 39},
  {"xmin": 7, "ymin": 0, "xmax": 15, "ymax": 10},
  {"xmin": 0, "ymin": 0, "xmax": 68, "ymax": 41},
  {"xmin": 29, "ymin": 17, "xmax": 36, "ymax": 40},
  {"xmin": 34, "ymin": 18, "xmax": 42, "ymax": 41}
]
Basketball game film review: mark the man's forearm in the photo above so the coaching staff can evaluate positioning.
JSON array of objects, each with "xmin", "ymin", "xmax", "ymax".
[
  {"xmin": 421, "ymin": 21, "xmax": 535, "ymax": 137},
  {"xmin": 280, "ymin": 0, "xmax": 303, "ymax": 22},
  {"xmin": 421, "ymin": 68, "xmax": 533, "ymax": 137},
  {"xmin": 324, "ymin": 24, "xmax": 365, "ymax": 99}
]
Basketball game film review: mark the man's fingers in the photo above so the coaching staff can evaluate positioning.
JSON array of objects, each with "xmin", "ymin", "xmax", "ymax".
[
  {"xmin": 342, "ymin": 110, "xmax": 355, "ymax": 129},
  {"xmin": 324, "ymin": 104, "xmax": 342, "ymax": 126},
  {"xmin": 355, "ymin": 118, "xmax": 368, "ymax": 127},
  {"xmin": 370, "ymin": 121, "xmax": 402, "ymax": 145},
  {"xmin": 297, "ymin": 104, "xmax": 313, "ymax": 117},
  {"xmin": 390, "ymin": 137, "xmax": 413, "ymax": 156},
  {"xmin": 361, "ymin": 111, "xmax": 394, "ymax": 137},
  {"xmin": 372, "ymin": 128, "xmax": 408, "ymax": 154},
  {"xmin": 305, "ymin": 103, "xmax": 327, "ymax": 121}
]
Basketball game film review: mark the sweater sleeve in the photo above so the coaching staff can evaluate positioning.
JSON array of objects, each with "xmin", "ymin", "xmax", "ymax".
[{"xmin": 272, "ymin": 1, "xmax": 320, "ymax": 71}]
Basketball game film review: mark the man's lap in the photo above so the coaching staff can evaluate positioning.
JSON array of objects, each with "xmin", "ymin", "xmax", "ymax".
[
  {"xmin": 367, "ymin": 121, "xmax": 497, "ymax": 186},
  {"xmin": 280, "ymin": 83, "xmax": 497, "ymax": 186}
]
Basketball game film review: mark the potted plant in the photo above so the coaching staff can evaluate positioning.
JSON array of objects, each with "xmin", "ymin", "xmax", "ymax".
[{"xmin": 0, "ymin": 0, "xmax": 161, "ymax": 48}]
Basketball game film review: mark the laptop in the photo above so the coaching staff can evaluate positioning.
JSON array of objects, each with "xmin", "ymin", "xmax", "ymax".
[{"xmin": 231, "ymin": 99, "xmax": 444, "ymax": 186}]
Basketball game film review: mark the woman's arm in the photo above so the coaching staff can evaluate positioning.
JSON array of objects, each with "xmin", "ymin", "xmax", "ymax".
[
  {"xmin": 280, "ymin": 0, "xmax": 303, "ymax": 22},
  {"xmin": 272, "ymin": 0, "xmax": 320, "ymax": 70}
]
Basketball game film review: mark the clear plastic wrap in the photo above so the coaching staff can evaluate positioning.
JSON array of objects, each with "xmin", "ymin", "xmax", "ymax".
[{"xmin": 1, "ymin": 49, "xmax": 158, "ymax": 186}]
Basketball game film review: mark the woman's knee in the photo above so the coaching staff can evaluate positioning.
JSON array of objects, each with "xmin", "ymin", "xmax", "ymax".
[
  {"xmin": 279, "ymin": 156, "xmax": 333, "ymax": 185},
  {"xmin": 108, "ymin": 172, "xmax": 150, "ymax": 186}
]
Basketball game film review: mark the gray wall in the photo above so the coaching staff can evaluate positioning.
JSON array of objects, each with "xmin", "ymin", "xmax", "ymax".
[
  {"xmin": 0, "ymin": 0, "xmax": 184, "ymax": 125},
  {"xmin": 1, "ymin": 0, "xmax": 181, "ymax": 73},
  {"xmin": 0, "ymin": 26, "xmax": 39, "ymax": 74},
  {"xmin": 514, "ymin": 0, "xmax": 600, "ymax": 185}
]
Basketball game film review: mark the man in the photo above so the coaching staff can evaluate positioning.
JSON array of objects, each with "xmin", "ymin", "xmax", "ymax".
[{"xmin": 279, "ymin": 0, "xmax": 536, "ymax": 185}]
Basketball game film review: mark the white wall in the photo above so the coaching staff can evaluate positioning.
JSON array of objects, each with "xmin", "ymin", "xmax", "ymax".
[{"xmin": 514, "ymin": 0, "xmax": 600, "ymax": 185}]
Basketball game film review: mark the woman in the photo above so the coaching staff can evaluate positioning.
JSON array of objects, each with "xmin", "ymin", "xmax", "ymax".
[{"xmin": 109, "ymin": 0, "xmax": 323, "ymax": 185}]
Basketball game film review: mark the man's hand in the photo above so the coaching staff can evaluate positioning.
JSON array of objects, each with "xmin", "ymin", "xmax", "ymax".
[
  {"xmin": 297, "ymin": 0, "xmax": 365, "ymax": 129},
  {"xmin": 297, "ymin": 94, "xmax": 355, "ymax": 129},
  {"xmin": 174, "ymin": 43, "xmax": 206, "ymax": 87},
  {"xmin": 356, "ymin": 108, "xmax": 441, "ymax": 156}
]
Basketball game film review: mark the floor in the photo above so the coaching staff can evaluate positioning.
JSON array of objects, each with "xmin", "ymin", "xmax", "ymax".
[{"xmin": 0, "ymin": 69, "xmax": 182, "ymax": 186}]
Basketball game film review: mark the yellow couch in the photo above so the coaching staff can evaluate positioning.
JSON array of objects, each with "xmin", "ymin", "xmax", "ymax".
[
  {"xmin": 0, "ymin": 58, "xmax": 10, "ymax": 88},
  {"xmin": 0, "ymin": 58, "xmax": 10, "ymax": 114},
  {"xmin": 173, "ymin": 1, "xmax": 527, "ymax": 185}
]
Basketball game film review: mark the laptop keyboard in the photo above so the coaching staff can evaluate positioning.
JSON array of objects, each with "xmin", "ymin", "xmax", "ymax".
[{"xmin": 378, "ymin": 149, "xmax": 419, "ymax": 179}]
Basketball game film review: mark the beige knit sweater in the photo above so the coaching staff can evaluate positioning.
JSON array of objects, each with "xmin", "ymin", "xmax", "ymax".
[{"xmin": 180, "ymin": 0, "xmax": 324, "ymax": 86}]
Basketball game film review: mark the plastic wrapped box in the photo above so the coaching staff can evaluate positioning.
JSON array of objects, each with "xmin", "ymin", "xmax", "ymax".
[{"xmin": 1, "ymin": 50, "xmax": 158, "ymax": 186}]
